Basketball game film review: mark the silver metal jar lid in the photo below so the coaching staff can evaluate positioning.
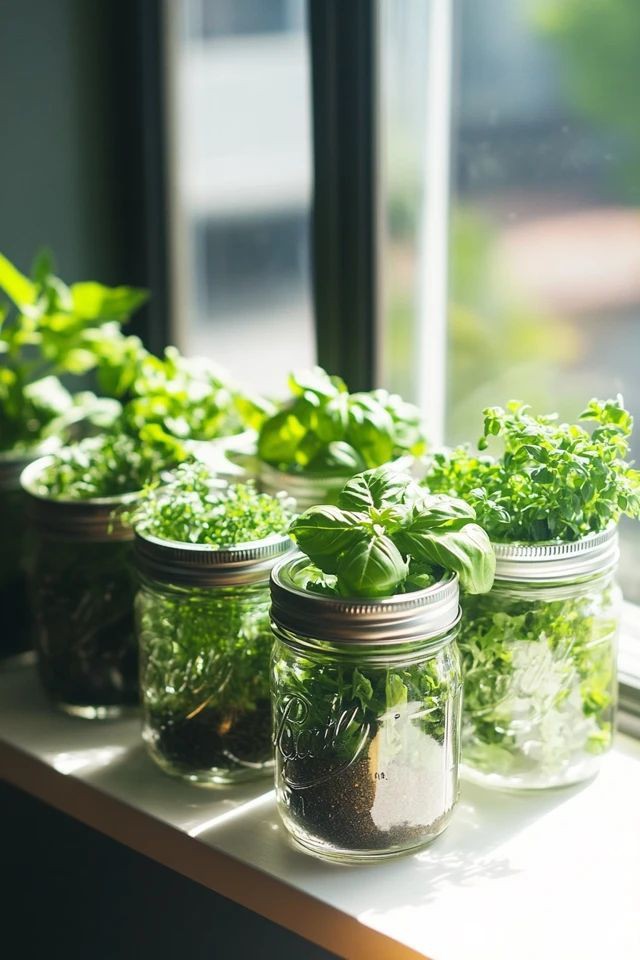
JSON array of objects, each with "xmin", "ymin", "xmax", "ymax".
[
  {"xmin": 20, "ymin": 456, "xmax": 137, "ymax": 543},
  {"xmin": 270, "ymin": 553, "xmax": 460, "ymax": 645},
  {"xmin": 135, "ymin": 530, "xmax": 294, "ymax": 588},
  {"xmin": 493, "ymin": 526, "xmax": 619, "ymax": 583}
]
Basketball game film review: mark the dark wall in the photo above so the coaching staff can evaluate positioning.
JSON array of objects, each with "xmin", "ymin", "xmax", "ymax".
[
  {"xmin": 1, "ymin": 0, "xmax": 122, "ymax": 280},
  {"xmin": 0, "ymin": 0, "xmax": 169, "ymax": 349},
  {"xmin": 0, "ymin": 783, "xmax": 338, "ymax": 960}
]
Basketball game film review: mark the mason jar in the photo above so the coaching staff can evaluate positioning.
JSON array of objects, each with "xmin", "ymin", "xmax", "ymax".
[
  {"xmin": 135, "ymin": 531, "xmax": 294, "ymax": 785},
  {"xmin": 21, "ymin": 457, "xmax": 139, "ymax": 719},
  {"xmin": 459, "ymin": 527, "xmax": 621, "ymax": 790},
  {"xmin": 0, "ymin": 442, "xmax": 58, "ymax": 660},
  {"xmin": 270, "ymin": 556, "xmax": 463, "ymax": 862}
]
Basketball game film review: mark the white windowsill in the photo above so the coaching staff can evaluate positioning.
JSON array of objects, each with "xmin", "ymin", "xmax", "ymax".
[{"xmin": 1, "ymin": 658, "xmax": 639, "ymax": 960}]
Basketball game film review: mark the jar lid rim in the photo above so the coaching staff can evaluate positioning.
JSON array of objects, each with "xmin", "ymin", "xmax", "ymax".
[
  {"xmin": 134, "ymin": 529, "xmax": 294, "ymax": 586},
  {"xmin": 492, "ymin": 525, "xmax": 618, "ymax": 582},
  {"xmin": 270, "ymin": 553, "xmax": 460, "ymax": 644},
  {"xmin": 135, "ymin": 528, "xmax": 293, "ymax": 560}
]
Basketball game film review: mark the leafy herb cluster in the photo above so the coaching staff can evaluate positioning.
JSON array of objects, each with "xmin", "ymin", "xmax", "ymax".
[
  {"xmin": 0, "ymin": 250, "xmax": 146, "ymax": 452},
  {"xmin": 117, "ymin": 347, "xmax": 244, "ymax": 445},
  {"xmin": 31, "ymin": 432, "xmax": 185, "ymax": 500},
  {"xmin": 127, "ymin": 461, "xmax": 294, "ymax": 545},
  {"xmin": 257, "ymin": 366, "xmax": 427, "ymax": 475},
  {"xmin": 425, "ymin": 397, "xmax": 640, "ymax": 542},
  {"xmin": 290, "ymin": 464, "xmax": 495, "ymax": 597}
]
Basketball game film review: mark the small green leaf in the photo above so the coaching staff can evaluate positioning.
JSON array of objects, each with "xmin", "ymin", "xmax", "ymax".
[{"xmin": 0, "ymin": 252, "xmax": 36, "ymax": 306}]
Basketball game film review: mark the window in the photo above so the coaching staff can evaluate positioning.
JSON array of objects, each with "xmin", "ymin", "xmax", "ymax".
[
  {"xmin": 166, "ymin": 0, "xmax": 314, "ymax": 395},
  {"xmin": 380, "ymin": 0, "xmax": 640, "ymax": 606}
]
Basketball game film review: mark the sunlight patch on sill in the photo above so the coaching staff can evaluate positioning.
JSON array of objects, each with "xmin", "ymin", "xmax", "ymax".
[
  {"xmin": 188, "ymin": 790, "xmax": 275, "ymax": 838},
  {"xmin": 46, "ymin": 745, "xmax": 129, "ymax": 775}
]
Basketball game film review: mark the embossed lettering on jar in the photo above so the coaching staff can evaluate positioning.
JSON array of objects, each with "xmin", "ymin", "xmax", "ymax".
[
  {"xmin": 460, "ymin": 528, "xmax": 621, "ymax": 789},
  {"xmin": 270, "ymin": 556, "xmax": 463, "ymax": 862}
]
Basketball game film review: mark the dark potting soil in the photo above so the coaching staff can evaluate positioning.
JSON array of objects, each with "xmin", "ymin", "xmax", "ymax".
[
  {"xmin": 148, "ymin": 698, "xmax": 273, "ymax": 774},
  {"xmin": 282, "ymin": 756, "xmax": 450, "ymax": 852}
]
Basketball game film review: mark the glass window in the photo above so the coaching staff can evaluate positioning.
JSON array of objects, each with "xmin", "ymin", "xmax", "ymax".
[
  {"xmin": 167, "ymin": 0, "xmax": 314, "ymax": 395},
  {"xmin": 381, "ymin": 0, "xmax": 640, "ymax": 604},
  {"xmin": 449, "ymin": 0, "xmax": 640, "ymax": 602}
]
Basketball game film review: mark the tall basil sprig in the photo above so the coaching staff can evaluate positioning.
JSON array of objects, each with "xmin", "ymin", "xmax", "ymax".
[
  {"xmin": 290, "ymin": 465, "xmax": 495, "ymax": 597},
  {"xmin": 425, "ymin": 397, "xmax": 640, "ymax": 542}
]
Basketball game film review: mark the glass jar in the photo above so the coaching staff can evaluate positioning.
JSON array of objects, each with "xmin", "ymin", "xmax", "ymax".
[
  {"xmin": 270, "ymin": 556, "xmax": 463, "ymax": 862},
  {"xmin": 135, "ymin": 531, "xmax": 294, "ymax": 784},
  {"xmin": 459, "ymin": 528, "xmax": 621, "ymax": 790},
  {"xmin": 0, "ymin": 442, "xmax": 57, "ymax": 659},
  {"xmin": 21, "ymin": 457, "xmax": 139, "ymax": 719}
]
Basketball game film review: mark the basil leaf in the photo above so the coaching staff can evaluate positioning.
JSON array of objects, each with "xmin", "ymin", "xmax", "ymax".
[
  {"xmin": 395, "ymin": 521, "xmax": 495, "ymax": 594},
  {"xmin": 410, "ymin": 493, "xmax": 478, "ymax": 530},
  {"xmin": 335, "ymin": 532, "xmax": 409, "ymax": 598},
  {"xmin": 290, "ymin": 506, "xmax": 365, "ymax": 574},
  {"xmin": 338, "ymin": 464, "xmax": 415, "ymax": 511},
  {"xmin": 257, "ymin": 409, "xmax": 306, "ymax": 464}
]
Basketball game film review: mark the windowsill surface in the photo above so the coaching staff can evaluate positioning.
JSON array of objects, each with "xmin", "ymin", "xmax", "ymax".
[{"xmin": 1, "ymin": 658, "xmax": 638, "ymax": 960}]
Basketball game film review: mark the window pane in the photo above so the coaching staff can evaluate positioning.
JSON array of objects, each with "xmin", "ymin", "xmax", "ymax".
[
  {"xmin": 167, "ymin": 0, "xmax": 314, "ymax": 395},
  {"xmin": 447, "ymin": 0, "xmax": 640, "ymax": 601}
]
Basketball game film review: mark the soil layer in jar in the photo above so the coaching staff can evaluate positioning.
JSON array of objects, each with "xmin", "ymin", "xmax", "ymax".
[
  {"xmin": 147, "ymin": 698, "xmax": 273, "ymax": 775},
  {"xmin": 281, "ymin": 754, "xmax": 451, "ymax": 852}
]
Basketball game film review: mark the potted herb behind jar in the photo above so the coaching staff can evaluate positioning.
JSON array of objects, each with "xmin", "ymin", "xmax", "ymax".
[
  {"xmin": 424, "ymin": 397, "xmax": 640, "ymax": 790},
  {"xmin": 0, "ymin": 250, "xmax": 147, "ymax": 658},
  {"xmin": 21, "ymin": 429, "xmax": 185, "ymax": 719},
  {"xmin": 117, "ymin": 347, "xmax": 259, "ymax": 480},
  {"xmin": 126, "ymin": 463, "xmax": 295, "ymax": 784},
  {"xmin": 256, "ymin": 366, "xmax": 428, "ymax": 510},
  {"xmin": 270, "ymin": 464, "xmax": 495, "ymax": 862}
]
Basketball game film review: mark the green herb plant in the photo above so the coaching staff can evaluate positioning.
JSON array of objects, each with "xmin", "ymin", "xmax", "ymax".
[
  {"xmin": 290, "ymin": 464, "xmax": 496, "ymax": 597},
  {"xmin": 31, "ymin": 432, "xmax": 187, "ymax": 500},
  {"xmin": 119, "ymin": 347, "xmax": 246, "ymax": 446},
  {"xmin": 133, "ymin": 464, "xmax": 294, "ymax": 782},
  {"xmin": 423, "ymin": 397, "xmax": 638, "ymax": 785},
  {"xmin": 257, "ymin": 366, "xmax": 427, "ymax": 476},
  {"xmin": 0, "ymin": 250, "xmax": 147, "ymax": 452},
  {"xmin": 425, "ymin": 396, "xmax": 640, "ymax": 542}
]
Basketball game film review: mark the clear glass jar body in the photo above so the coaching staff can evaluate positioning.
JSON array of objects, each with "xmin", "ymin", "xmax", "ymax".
[
  {"xmin": 137, "ymin": 577, "xmax": 275, "ymax": 784},
  {"xmin": 271, "ymin": 628, "xmax": 462, "ymax": 862},
  {"xmin": 459, "ymin": 572, "xmax": 621, "ymax": 789},
  {"xmin": 28, "ymin": 531, "xmax": 138, "ymax": 718}
]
